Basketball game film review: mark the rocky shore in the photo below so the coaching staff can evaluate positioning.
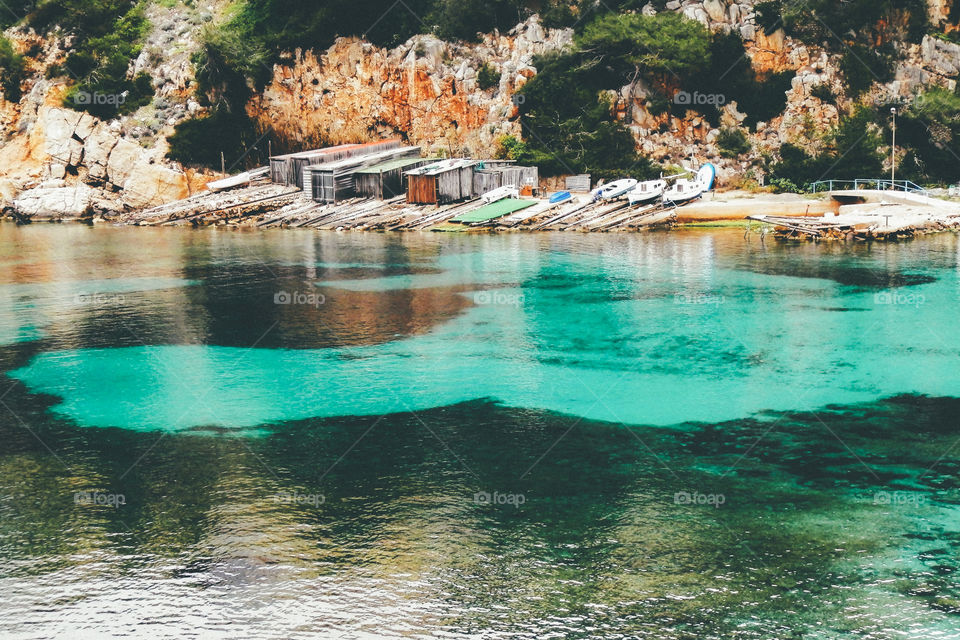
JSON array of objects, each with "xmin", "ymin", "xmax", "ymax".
[{"xmin": 1, "ymin": 2, "xmax": 959, "ymax": 220}]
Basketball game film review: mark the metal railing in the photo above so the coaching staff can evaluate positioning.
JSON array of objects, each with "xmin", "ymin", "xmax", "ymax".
[{"xmin": 810, "ymin": 179, "xmax": 930, "ymax": 196}]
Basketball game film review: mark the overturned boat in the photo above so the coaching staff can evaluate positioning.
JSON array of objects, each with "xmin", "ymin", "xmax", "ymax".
[{"xmin": 481, "ymin": 185, "xmax": 520, "ymax": 204}]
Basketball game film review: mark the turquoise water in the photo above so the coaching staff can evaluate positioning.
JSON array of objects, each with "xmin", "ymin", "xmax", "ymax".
[{"xmin": 2, "ymin": 224, "xmax": 960, "ymax": 638}]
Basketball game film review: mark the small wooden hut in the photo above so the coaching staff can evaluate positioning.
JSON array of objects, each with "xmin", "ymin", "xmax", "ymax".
[
  {"xmin": 269, "ymin": 139, "xmax": 403, "ymax": 189},
  {"xmin": 354, "ymin": 157, "xmax": 436, "ymax": 200},
  {"xmin": 472, "ymin": 162, "xmax": 539, "ymax": 197},
  {"xmin": 305, "ymin": 147, "xmax": 421, "ymax": 203},
  {"xmin": 405, "ymin": 159, "xmax": 477, "ymax": 205}
]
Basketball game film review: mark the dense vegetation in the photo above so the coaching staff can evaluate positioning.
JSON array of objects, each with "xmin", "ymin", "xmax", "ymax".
[
  {"xmin": 0, "ymin": 36, "xmax": 27, "ymax": 101},
  {"xmin": 755, "ymin": 0, "xmax": 928, "ymax": 97},
  {"xmin": 768, "ymin": 108, "xmax": 887, "ymax": 190},
  {"xmin": 896, "ymin": 88, "xmax": 960, "ymax": 183},
  {"xmin": 0, "ymin": 0, "xmax": 956, "ymax": 184},
  {"xmin": 1, "ymin": 0, "xmax": 153, "ymax": 118},
  {"xmin": 513, "ymin": 12, "xmax": 792, "ymax": 177}
]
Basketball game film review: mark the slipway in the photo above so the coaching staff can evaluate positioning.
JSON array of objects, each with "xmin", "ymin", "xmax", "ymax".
[{"xmin": 449, "ymin": 198, "xmax": 535, "ymax": 224}]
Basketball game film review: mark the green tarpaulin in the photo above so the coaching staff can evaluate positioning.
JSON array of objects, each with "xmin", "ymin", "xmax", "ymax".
[{"xmin": 450, "ymin": 198, "xmax": 535, "ymax": 223}]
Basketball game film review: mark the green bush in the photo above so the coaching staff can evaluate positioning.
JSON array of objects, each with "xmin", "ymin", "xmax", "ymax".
[
  {"xmin": 839, "ymin": 44, "xmax": 896, "ymax": 97},
  {"xmin": 768, "ymin": 177, "xmax": 800, "ymax": 194},
  {"xmin": 166, "ymin": 108, "xmax": 261, "ymax": 169},
  {"xmin": 431, "ymin": 0, "xmax": 526, "ymax": 42},
  {"xmin": 15, "ymin": 1, "xmax": 155, "ymax": 118},
  {"xmin": 779, "ymin": 0, "xmax": 927, "ymax": 46},
  {"xmin": 494, "ymin": 135, "xmax": 527, "ymax": 160},
  {"xmin": 516, "ymin": 46, "xmax": 659, "ymax": 179},
  {"xmin": 477, "ymin": 63, "xmax": 499, "ymax": 91},
  {"xmin": 685, "ymin": 33, "xmax": 791, "ymax": 128},
  {"xmin": 769, "ymin": 108, "xmax": 885, "ymax": 188},
  {"xmin": 717, "ymin": 128, "xmax": 751, "ymax": 158},
  {"xmin": 753, "ymin": 1, "xmax": 783, "ymax": 34},
  {"xmin": 895, "ymin": 87, "xmax": 960, "ymax": 183},
  {"xmin": 0, "ymin": 36, "xmax": 27, "ymax": 101},
  {"xmin": 810, "ymin": 84, "xmax": 836, "ymax": 104}
]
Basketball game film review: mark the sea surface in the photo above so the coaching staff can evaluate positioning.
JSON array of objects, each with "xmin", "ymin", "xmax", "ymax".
[{"xmin": 1, "ymin": 223, "xmax": 960, "ymax": 639}]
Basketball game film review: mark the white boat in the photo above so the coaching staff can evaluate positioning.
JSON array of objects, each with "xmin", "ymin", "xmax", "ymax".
[
  {"xmin": 628, "ymin": 179, "xmax": 666, "ymax": 205},
  {"xmin": 206, "ymin": 167, "xmax": 269, "ymax": 193},
  {"xmin": 662, "ymin": 164, "xmax": 716, "ymax": 205},
  {"xmin": 481, "ymin": 185, "xmax": 520, "ymax": 204},
  {"xmin": 596, "ymin": 178, "xmax": 638, "ymax": 201},
  {"xmin": 207, "ymin": 172, "xmax": 253, "ymax": 193},
  {"xmin": 662, "ymin": 178, "xmax": 703, "ymax": 205}
]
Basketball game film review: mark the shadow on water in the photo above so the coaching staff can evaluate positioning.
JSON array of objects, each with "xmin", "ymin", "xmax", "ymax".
[
  {"xmin": 2, "ymin": 386, "xmax": 960, "ymax": 637},
  {"xmin": 3, "ymin": 226, "xmax": 960, "ymax": 637}
]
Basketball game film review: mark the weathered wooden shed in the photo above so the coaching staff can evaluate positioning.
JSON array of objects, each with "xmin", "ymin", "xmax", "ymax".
[
  {"xmin": 405, "ymin": 159, "xmax": 477, "ymax": 205},
  {"xmin": 354, "ymin": 157, "xmax": 436, "ymax": 200},
  {"xmin": 305, "ymin": 147, "xmax": 421, "ymax": 203},
  {"xmin": 472, "ymin": 162, "xmax": 539, "ymax": 197},
  {"xmin": 269, "ymin": 144, "xmax": 354, "ymax": 186},
  {"xmin": 269, "ymin": 139, "xmax": 402, "ymax": 188}
]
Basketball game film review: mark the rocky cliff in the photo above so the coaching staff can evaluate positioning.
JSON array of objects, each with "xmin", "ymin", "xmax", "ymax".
[
  {"xmin": 0, "ymin": 0, "xmax": 219, "ymax": 219},
  {"xmin": 1, "ymin": 0, "xmax": 959, "ymax": 217},
  {"xmin": 250, "ymin": 19, "xmax": 572, "ymax": 158}
]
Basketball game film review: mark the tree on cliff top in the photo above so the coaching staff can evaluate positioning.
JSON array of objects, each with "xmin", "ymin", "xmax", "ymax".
[{"xmin": 575, "ymin": 11, "xmax": 709, "ymax": 91}]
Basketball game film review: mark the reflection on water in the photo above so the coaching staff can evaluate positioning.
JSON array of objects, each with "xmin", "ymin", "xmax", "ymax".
[{"xmin": 1, "ymin": 224, "xmax": 960, "ymax": 638}]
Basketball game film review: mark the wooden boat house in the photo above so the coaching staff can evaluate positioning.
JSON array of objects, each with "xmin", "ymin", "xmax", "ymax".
[
  {"xmin": 405, "ymin": 159, "xmax": 478, "ymax": 205},
  {"xmin": 305, "ymin": 146, "xmax": 421, "ymax": 203},
  {"xmin": 354, "ymin": 157, "xmax": 436, "ymax": 200},
  {"xmin": 269, "ymin": 139, "xmax": 402, "ymax": 189},
  {"xmin": 472, "ymin": 162, "xmax": 539, "ymax": 197}
]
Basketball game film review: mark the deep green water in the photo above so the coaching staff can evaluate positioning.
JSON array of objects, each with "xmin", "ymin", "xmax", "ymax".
[{"xmin": 2, "ymin": 224, "xmax": 960, "ymax": 639}]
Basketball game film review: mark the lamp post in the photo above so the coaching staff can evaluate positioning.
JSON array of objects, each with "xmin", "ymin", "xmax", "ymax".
[{"xmin": 890, "ymin": 107, "xmax": 897, "ymax": 188}]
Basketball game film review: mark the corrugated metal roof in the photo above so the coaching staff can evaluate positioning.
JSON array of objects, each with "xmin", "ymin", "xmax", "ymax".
[
  {"xmin": 406, "ymin": 159, "xmax": 477, "ymax": 176},
  {"xmin": 355, "ymin": 157, "xmax": 436, "ymax": 174},
  {"xmin": 304, "ymin": 147, "xmax": 419, "ymax": 172},
  {"xmin": 450, "ymin": 198, "xmax": 535, "ymax": 223}
]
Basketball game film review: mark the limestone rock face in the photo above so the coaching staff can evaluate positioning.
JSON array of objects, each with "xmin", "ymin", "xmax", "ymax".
[
  {"xmin": 0, "ymin": 1, "xmax": 218, "ymax": 214},
  {"xmin": 0, "ymin": 0, "xmax": 957, "ymax": 207},
  {"xmin": 13, "ymin": 184, "xmax": 96, "ymax": 218},
  {"xmin": 84, "ymin": 124, "xmax": 120, "ymax": 181},
  {"xmin": 41, "ymin": 108, "xmax": 84, "ymax": 165},
  {"xmin": 106, "ymin": 139, "xmax": 144, "ymax": 188},
  {"xmin": 122, "ymin": 163, "xmax": 191, "ymax": 209},
  {"xmin": 250, "ymin": 16, "xmax": 573, "ymax": 158}
]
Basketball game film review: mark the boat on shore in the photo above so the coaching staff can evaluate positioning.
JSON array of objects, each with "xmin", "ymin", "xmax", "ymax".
[
  {"xmin": 206, "ymin": 167, "xmax": 270, "ymax": 193},
  {"xmin": 663, "ymin": 165, "xmax": 716, "ymax": 205},
  {"xmin": 594, "ymin": 179, "xmax": 638, "ymax": 201},
  {"xmin": 481, "ymin": 185, "xmax": 520, "ymax": 204},
  {"xmin": 663, "ymin": 178, "xmax": 704, "ymax": 205},
  {"xmin": 549, "ymin": 191, "xmax": 572, "ymax": 204},
  {"xmin": 628, "ymin": 179, "xmax": 667, "ymax": 206}
]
